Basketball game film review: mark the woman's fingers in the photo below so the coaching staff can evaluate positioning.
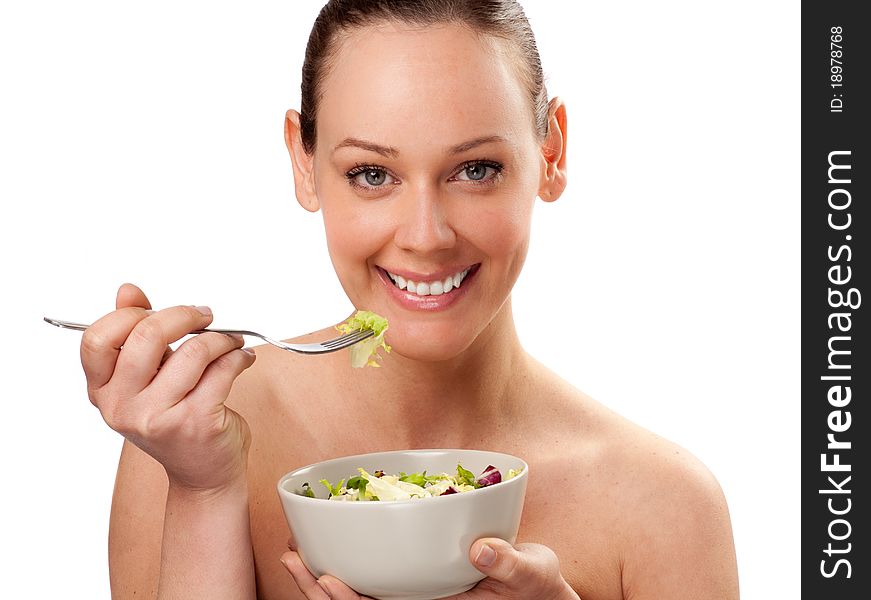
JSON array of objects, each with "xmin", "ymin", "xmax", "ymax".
[
  {"xmin": 153, "ymin": 332, "xmax": 249, "ymax": 405},
  {"xmin": 81, "ymin": 283, "xmax": 154, "ymax": 390},
  {"xmin": 169, "ymin": 345, "xmax": 256, "ymax": 414},
  {"xmin": 111, "ymin": 305, "xmax": 214, "ymax": 395},
  {"xmin": 281, "ymin": 551, "xmax": 331, "ymax": 600},
  {"xmin": 280, "ymin": 551, "xmax": 371, "ymax": 600},
  {"xmin": 81, "ymin": 305, "xmax": 153, "ymax": 390},
  {"xmin": 318, "ymin": 575, "xmax": 373, "ymax": 599}
]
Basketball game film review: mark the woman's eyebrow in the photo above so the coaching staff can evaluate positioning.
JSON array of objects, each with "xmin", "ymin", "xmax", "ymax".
[
  {"xmin": 332, "ymin": 135, "xmax": 507, "ymax": 158},
  {"xmin": 448, "ymin": 135, "xmax": 506, "ymax": 155},
  {"xmin": 333, "ymin": 138, "xmax": 398, "ymax": 158}
]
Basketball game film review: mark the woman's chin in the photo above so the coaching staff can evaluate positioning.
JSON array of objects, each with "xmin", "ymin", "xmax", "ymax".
[{"xmin": 385, "ymin": 330, "xmax": 476, "ymax": 364}]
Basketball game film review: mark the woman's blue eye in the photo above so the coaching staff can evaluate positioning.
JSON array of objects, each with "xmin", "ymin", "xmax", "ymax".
[
  {"xmin": 464, "ymin": 164, "xmax": 487, "ymax": 181},
  {"xmin": 455, "ymin": 161, "xmax": 502, "ymax": 183},
  {"xmin": 363, "ymin": 169, "xmax": 386, "ymax": 186},
  {"xmin": 346, "ymin": 166, "xmax": 393, "ymax": 189}
]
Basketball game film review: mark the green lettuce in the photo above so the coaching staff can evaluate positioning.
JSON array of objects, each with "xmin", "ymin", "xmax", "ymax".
[
  {"xmin": 398, "ymin": 471, "xmax": 428, "ymax": 487},
  {"xmin": 456, "ymin": 464, "xmax": 480, "ymax": 488},
  {"xmin": 346, "ymin": 475, "xmax": 369, "ymax": 495},
  {"xmin": 336, "ymin": 310, "xmax": 391, "ymax": 368},
  {"xmin": 301, "ymin": 482, "xmax": 316, "ymax": 498},
  {"xmin": 320, "ymin": 478, "xmax": 345, "ymax": 497}
]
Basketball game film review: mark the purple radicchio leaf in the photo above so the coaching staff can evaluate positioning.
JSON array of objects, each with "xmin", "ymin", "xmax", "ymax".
[
  {"xmin": 476, "ymin": 465, "xmax": 502, "ymax": 487},
  {"xmin": 440, "ymin": 486, "xmax": 459, "ymax": 496}
]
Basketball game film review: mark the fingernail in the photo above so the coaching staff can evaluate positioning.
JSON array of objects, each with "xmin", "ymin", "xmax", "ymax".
[
  {"xmin": 475, "ymin": 544, "xmax": 497, "ymax": 567},
  {"xmin": 317, "ymin": 578, "xmax": 333, "ymax": 598},
  {"xmin": 227, "ymin": 333, "xmax": 244, "ymax": 343},
  {"xmin": 195, "ymin": 305, "xmax": 212, "ymax": 316},
  {"xmin": 242, "ymin": 347, "xmax": 256, "ymax": 356}
]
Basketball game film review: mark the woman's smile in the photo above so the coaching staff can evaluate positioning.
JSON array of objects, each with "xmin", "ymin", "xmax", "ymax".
[{"xmin": 376, "ymin": 264, "xmax": 481, "ymax": 311}]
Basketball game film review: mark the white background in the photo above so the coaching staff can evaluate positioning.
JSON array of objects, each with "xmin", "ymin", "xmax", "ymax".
[{"xmin": 0, "ymin": 1, "xmax": 799, "ymax": 597}]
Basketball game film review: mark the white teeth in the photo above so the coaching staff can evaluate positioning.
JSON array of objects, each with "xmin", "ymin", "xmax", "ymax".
[
  {"xmin": 387, "ymin": 267, "xmax": 472, "ymax": 296},
  {"xmin": 453, "ymin": 268, "xmax": 469, "ymax": 289}
]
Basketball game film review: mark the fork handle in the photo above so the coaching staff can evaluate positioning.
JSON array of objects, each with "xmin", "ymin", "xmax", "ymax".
[
  {"xmin": 44, "ymin": 318, "xmax": 93, "ymax": 331},
  {"xmin": 44, "ymin": 317, "xmax": 254, "ymax": 338}
]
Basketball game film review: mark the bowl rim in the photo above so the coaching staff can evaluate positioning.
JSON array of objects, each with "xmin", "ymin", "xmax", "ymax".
[{"xmin": 276, "ymin": 448, "xmax": 529, "ymax": 506}]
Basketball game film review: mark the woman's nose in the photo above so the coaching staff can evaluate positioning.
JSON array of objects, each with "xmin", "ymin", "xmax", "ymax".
[{"xmin": 393, "ymin": 188, "xmax": 456, "ymax": 253}]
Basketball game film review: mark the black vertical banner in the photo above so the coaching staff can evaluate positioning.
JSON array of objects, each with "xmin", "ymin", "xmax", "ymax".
[{"xmin": 803, "ymin": 2, "xmax": 870, "ymax": 597}]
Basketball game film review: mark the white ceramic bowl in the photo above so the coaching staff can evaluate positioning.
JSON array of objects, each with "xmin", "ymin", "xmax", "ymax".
[{"xmin": 277, "ymin": 449, "xmax": 528, "ymax": 600}]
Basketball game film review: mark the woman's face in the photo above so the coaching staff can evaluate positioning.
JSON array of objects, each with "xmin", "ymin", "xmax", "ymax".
[{"xmin": 308, "ymin": 23, "xmax": 548, "ymax": 361}]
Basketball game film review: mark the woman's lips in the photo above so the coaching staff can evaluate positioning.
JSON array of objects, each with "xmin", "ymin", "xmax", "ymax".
[{"xmin": 377, "ymin": 264, "xmax": 480, "ymax": 311}]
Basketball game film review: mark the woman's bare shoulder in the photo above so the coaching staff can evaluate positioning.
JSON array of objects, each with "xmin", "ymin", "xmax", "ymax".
[
  {"xmin": 599, "ymin": 419, "xmax": 739, "ymax": 598},
  {"xmin": 523, "ymin": 360, "xmax": 739, "ymax": 598},
  {"xmin": 521, "ymin": 356, "xmax": 726, "ymax": 492}
]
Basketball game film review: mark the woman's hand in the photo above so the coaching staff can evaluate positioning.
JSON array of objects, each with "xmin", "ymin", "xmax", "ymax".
[
  {"xmin": 281, "ymin": 537, "xmax": 579, "ymax": 600},
  {"xmin": 80, "ymin": 283, "xmax": 256, "ymax": 493}
]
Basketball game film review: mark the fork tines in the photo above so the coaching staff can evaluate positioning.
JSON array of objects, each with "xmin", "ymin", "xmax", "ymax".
[{"xmin": 322, "ymin": 329, "xmax": 374, "ymax": 349}]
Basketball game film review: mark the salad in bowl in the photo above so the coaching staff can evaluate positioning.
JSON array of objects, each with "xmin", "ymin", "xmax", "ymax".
[
  {"xmin": 277, "ymin": 449, "xmax": 528, "ymax": 599},
  {"xmin": 302, "ymin": 463, "xmax": 523, "ymax": 502}
]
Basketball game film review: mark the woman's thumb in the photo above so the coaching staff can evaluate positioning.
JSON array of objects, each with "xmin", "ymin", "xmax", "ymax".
[
  {"xmin": 116, "ymin": 282, "xmax": 152, "ymax": 310},
  {"xmin": 470, "ymin": 538, "xmax": 566, "ymax": 593},
  {"xmin": 470, "ymin": 538, "xmax": 523, "ymax": 582}
]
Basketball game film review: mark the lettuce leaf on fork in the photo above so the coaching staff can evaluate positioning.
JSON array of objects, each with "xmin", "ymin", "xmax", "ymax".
[{"xmin": 336, "ymin": 310, "xmax": 391, "ymax": 368}]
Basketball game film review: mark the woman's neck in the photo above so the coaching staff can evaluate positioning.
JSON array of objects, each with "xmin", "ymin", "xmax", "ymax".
[{"xmin": 350, "ymin": 298, "xmax": 529, "ymax": 448}]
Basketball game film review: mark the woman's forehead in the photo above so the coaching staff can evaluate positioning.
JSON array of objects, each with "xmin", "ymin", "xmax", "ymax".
[{"xmin": 316, "ymin": 22, "xmax": 534, "ymax": 150}]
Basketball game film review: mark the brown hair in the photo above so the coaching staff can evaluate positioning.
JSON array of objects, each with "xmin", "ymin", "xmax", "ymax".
[{"xmin": 299, "ymin": 0, "xmax": 549, "ymax": 154}]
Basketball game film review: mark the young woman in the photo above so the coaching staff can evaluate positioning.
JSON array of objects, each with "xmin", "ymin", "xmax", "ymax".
[{"xmin": 82, "ymin": 1, "xmax": 739, "ymax": 598}]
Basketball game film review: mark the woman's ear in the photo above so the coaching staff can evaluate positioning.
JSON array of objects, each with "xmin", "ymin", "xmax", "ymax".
[
  {"xmin": 284, "ymin": 109, "xmax": 320, "ymax": 212},
  {"xmin": 538, "ymin": 97, "xmax": 567, "ymax": 203}
]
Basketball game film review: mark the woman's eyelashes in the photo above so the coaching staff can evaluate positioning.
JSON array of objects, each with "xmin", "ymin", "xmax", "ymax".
[
  {"xmin": 346, "ymin": 164, "xmax": 397, "ymax": 191},
  {"xmin": 451, "ymin": 160, "xmax": 503, "ymax": 184},
  {"xmin": 345, "ymin": 160, "xmax": 504, "ymax": 193}
]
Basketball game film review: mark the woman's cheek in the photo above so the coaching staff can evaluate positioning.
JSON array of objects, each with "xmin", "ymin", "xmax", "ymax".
[
  {"xmin": 325, "ymin": 219, "xmax": 378, "ymax": 271},
  {"xmin": 322, "ymin": 202, "xmax": 394, "ymax": 296},
  {"xmin": 452, "ymin": 197, "xmax": 533, "ymax": 262}
]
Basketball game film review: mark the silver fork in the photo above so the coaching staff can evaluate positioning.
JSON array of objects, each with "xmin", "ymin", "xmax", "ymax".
[{"xmin": 43, "ymin": 317, "xmax": 374, "ymax": 355}]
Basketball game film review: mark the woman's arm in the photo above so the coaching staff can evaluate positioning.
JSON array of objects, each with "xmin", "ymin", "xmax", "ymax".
[
  {"xmin": 109, "ymin": 441, "xmax": 256, "ymax": 600},
  {"xmin": 108, "ymin": 441, "xmax": 165, "ymax": 598},
  {"xmin": 83, "ymin": 284, "xmax": 257, "ymax": 599},
  {"xmin": 159, "ymin": 478, "xmax": 255, "ymax": 599}
]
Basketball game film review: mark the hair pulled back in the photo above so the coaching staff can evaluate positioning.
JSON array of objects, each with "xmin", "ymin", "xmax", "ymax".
[{"xmin": 300, "ymin": 0, "xmax": 548, "ymax": 154}]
